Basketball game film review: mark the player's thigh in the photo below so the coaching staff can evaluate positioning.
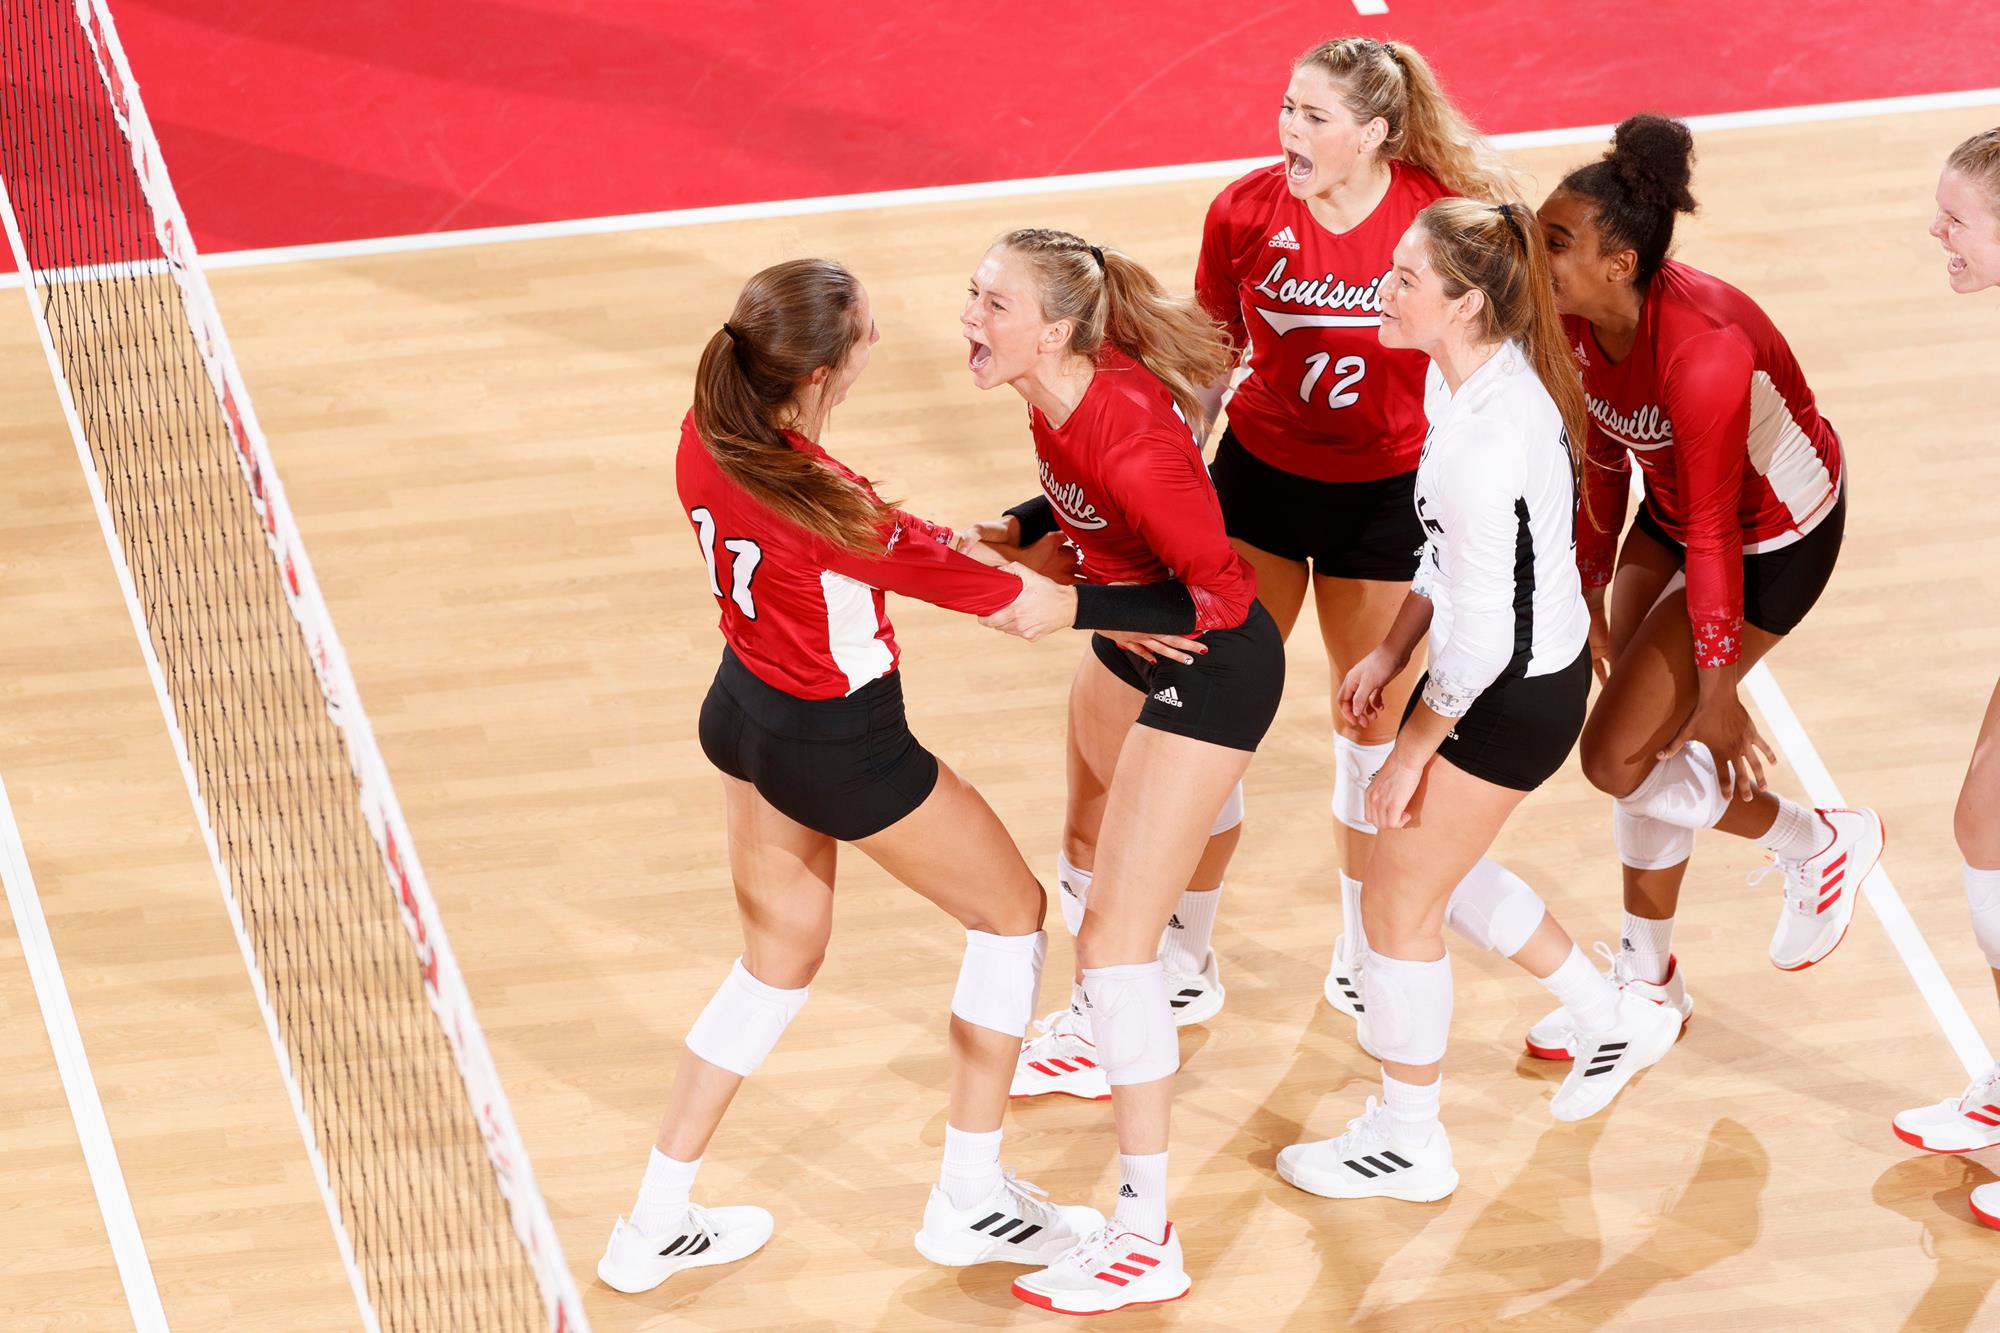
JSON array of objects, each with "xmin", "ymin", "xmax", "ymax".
[
  {"xmin": 721, "ymin": 774, "xmax": 838, "ymax": 988},
  {"xmin": 1063, "ymin": 644, "xmax": 1145, "ymax": 865},
  {"xmin": 855, "ymin": 761, "xmax": 1045, "ymax": 936}
]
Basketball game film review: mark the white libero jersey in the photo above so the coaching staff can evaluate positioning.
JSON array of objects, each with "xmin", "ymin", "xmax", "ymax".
[{"xmin": 1410, "ymin": 340, "xmax": 1589, "ymax": 717}]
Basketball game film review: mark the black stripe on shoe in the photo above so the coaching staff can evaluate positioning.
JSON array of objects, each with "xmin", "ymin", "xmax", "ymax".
[
  {"xmin": 1344, "ymin": 1159, "xmax": 1378, "ymax": 1178},
  {"xmin": 989, "ymin": 1218, "xmax": 1023, "ymax": 1238},
  {"xmin": 1382, "ymin": 1151, "xmax": 1413, "ymax": 1169},
  {"xmin": 688, "ymin": 1235, "xmax": 712, "ymax": 1256},
  {"xmin": 1362, "ymin": 1155, "xmax": 1395, "ymax": 1173},
  {"xmin": 971, "ymin": 1212, "xmax": 1004, "ymax": 1232},
  {"xmin": 1009, "ymin": 1224, "xmax": 1044, "ymax": 1245},
  {"xmin": 660, "ymin": 1235, "xmax": 690, "ymax": 1257}
]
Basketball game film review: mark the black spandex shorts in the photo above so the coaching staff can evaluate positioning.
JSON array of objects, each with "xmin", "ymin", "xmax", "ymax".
[
  {"xmin": 1090, "ymin": 600, "xmax": 1286, "ymax": 752},
  {"xmin": 1209, "ymin": 427, "xmax": 1424, "ymax": 582},
  {"xmin": 697, "ymin": 648, "xmax": 939, "ymax": 841},
  {"xmin": 1631, "ymin": 487, "xmax": 1846, "ymax": 637},
  {"xmin": 1402, "ymin": 646, "xmax": 1591, "ymax": 793}
]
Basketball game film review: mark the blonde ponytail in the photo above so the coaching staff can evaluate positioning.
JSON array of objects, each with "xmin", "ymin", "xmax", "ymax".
[{"xmin": 995, "ymin": 228, "xmax": 1234, "ymax": 435}]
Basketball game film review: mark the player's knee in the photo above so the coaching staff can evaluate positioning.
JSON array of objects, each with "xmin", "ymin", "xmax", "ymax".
[
  {"xmin": 1957, "ymin": 776, "xmax": 2000, "ymax": 867},
  {"xmin": 742, "ymin": 942, "xmax": 826, "ymax": 991},
  {"xmin": 1578, "ymin": 726, "xmax": 1644, "ymax": 798},
  {"xmin": 956, "ymin": 881, "xmax": 1045, "ymax": 937},
  {"xmin": 1073, "ymin": 914, "xmax": 1148, "ymax": 971}
]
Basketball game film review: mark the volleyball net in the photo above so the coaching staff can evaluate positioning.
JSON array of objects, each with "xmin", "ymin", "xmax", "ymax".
[{"xmin": 0, "ymin": 2, "xmax": 585, "ymax": 1328}]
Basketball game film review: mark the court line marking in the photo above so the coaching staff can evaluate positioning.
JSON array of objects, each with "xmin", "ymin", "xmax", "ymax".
[
  {"xmin": 1, "ymin": 84, "xmax": 1996, "ymax": 289},
  {"xmin": 0, "ymin": 773, "xmax": 170, "ymax": 1332},
  {"xmin": 1746, "ymin": 662, "xmax": 1993, "ymax": 1076}
]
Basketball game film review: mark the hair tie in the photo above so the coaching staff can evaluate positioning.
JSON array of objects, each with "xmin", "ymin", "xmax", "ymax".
[
  {"xmin": 1087, "ymin": 245, "xmax": 1105, "ymax": 271},
  {"xmin": 1382, "ymin": 39, "xmax": 1400, "ymax": 60},
  {"xmin": 721, "ymin": 321, "xmax": 740, "ymax": 341},
  {"xmin": 1495, "ymin": 201, "xmax": 1527, "ymax": 243}
]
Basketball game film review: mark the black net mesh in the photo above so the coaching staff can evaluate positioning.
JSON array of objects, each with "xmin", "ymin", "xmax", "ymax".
[{"xmin": 0, "ymin": 4, "xmax": 547, "ymax": 1328}]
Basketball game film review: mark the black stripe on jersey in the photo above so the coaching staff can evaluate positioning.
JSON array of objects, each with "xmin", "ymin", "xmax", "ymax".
[{"xmin": 1509, "ymin": 497, "xmax": 1534, "ymax": 674}]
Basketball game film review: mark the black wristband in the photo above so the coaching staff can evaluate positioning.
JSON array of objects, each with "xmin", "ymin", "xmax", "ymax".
[
  {"xmin": 1072, "ymin": 580, "xmax": 1199, "ymax": 634},
  {"xmin": 1002, "ymin": 494, "xmax": 1059, "ymax": 545}
]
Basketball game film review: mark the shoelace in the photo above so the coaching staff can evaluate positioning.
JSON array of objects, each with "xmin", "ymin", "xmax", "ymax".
[
  {"xmin": 998, "ymin": 1170, "xmax": 1056, "ymax": 1221},
  {"xmin": 1745, "ymin": 855, "xmax": 1814, "ymax": 912},
  {"xmin": 1023, "ymin": 1006, "xmax": 1082, "ymax": 1048},
  {"xmin": 1054, "ymin": 1223, "xmax": 1119, "ymax": 1273},
  {"xmin": 1333, "ymin": 1095, "xmax": 1390, "ymax": 1151},
  {"xmin": 1954, "ymin": 1064, "xmax": 2000, "ymax": 1112}
]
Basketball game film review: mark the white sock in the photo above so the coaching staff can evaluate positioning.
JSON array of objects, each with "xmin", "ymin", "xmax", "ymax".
[
  {"xmin": 1340, "ymin": 873, "xmax": 1367, "ymax": 953},
  {"xmin": 1381, "ymin": 1072, "xmax": 1441, "ymax": 1149},
  {"xmin": 1057, "ymin": 853, "xmax": 1095, "ymax": 937},
  {"xmin": 1754, "ymin": 798, "xmax": 1826, "ymax": 862},
  {"xmin": 939, "ymin": 1124, "xmax": 1004, "ymax": 1209},
  {"xmin": 1113, "ymin": 1150, "xmax": 1169, "ymax": 1239},
  {"xmin": 1541, "ymin": 945, "xmax": 1621, "ymax": 1035},
  {"xmin": 631, "ymin": 1148, "xmax": 701, "ymax": 1235},
  {"xmin": 1619, "ymin": 912, "xmax": 1675, "ymax": 985},
  {"xmin": 1159, "ymin": 885, "xmax": 1220, "ymax": 974}
]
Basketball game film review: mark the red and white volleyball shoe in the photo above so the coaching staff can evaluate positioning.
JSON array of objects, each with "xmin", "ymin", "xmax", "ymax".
[
  {"xmin": 1524, "ymin": 942, "xmax": 1694, "ymax": 1061},
  {"xmin": 1009, "ymin": 1006, "xmax": 1111, "ymax": 1101},
  {"xmin": 1892, "ymin": 1064, "xmax": 2000, "ymax": 1153},
  {"xmin": 1761, "ymin": 807, "xmax": 1884, "ymax": 971},
  {"xmin": 1971, "ymin": 1183, "xmax": 2000, "ymax": 1229},
  {"xmin": 1011, "ymin": 1221, "xmax": 1191, "ymax": 1315}
]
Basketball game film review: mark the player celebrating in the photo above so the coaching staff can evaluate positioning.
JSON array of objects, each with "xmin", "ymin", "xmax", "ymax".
[
  {"xmin": 1521, "ymin": 115, "xmax": 1883, "ymax": 1064},
  {"xmin": 597, "ymin": 259, "xmax": 1103, "ymax": 1299},
  {"xmin": 1193, "ymin": 36, "xmax": 1515, "ymax": 1027},
  {"xmin": 963, "ymin": 229, "xmax": 1285, "ymax": 1313},
  {"xmin": 1890, "ymin": 128, "xmax": 2000, "ymax": 1228},
  {"xmin": 1277, "ymin": 201, "xmax": 1681, "ymax": 1204}
]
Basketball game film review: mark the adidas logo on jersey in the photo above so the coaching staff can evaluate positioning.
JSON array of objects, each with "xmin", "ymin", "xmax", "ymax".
[
  {"xmin": 1267, "ymin": 225, "xmax": 1301, "ymax": 250},
  {"xmin": 1152, "ymin": 686, "xmax": 1183, "ymax": 708},
  {"xmin": 1118, "ymin": 1184, "xmax": 1138, "ymax": 1198}
]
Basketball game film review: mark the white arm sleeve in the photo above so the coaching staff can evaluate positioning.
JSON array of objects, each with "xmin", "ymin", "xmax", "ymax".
[{"xmin": 1421, "ymin": 426, "xmax": 1528, "ymax": 718}]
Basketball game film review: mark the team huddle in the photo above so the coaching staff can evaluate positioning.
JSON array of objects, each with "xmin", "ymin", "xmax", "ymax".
[{"xmin": 597, "ymin": 34, "xmax": 2000, "ymax": 1318}]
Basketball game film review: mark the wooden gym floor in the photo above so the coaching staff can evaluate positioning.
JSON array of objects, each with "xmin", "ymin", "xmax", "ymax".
[{"xmin": 3, "ymin": 102, "xmax": 1999, "ymax": 1330}]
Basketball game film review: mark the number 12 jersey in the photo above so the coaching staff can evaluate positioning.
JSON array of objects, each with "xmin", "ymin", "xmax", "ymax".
[{"xmin": 1197, "ymin": 160, "xmax": 1451, "ymax": 482}]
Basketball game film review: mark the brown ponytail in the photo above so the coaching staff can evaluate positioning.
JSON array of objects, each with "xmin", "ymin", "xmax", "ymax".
[
  {"xmin": 994, "ymin": 228, "xmax": 1234, "ymax": 435},
  {"xmin": 1295, "ymin": 37, "xmax": 1516, "ymax": 203},
  {"xmin": 1416, "ymin": 198, "xmax": 1597, "ymax": 525},
  {"xmin": 690, "ymin": 259, "xmax": 893, "ymax": 554}
]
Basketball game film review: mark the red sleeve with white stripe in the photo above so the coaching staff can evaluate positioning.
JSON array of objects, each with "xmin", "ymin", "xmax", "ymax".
[
  {"xmin": 1661, "ymin": 330, "xmax": 1755, "ymax": 667},
  {"xmin": 821, "ymin": 510, "xmax": 1023, "ymax": 616}
]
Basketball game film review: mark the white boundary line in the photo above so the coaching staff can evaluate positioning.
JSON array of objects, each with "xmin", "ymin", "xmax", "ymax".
[
  {"xmin": 0, "ymin": 166, "xmax": 383, "ymax": 1333},
  {"xmin": 1, "ymin": 84, "xmax": 1995, "ymax": 289},
  {"xmin": 0, "ymin": 771, "xmax": 169, "ymax": 1331},
  {"xmin": 1746, "ymin": 662, "xmax": 1993, "ymax": 1076}
]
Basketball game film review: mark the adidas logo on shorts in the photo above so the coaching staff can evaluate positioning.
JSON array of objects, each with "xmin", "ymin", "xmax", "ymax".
[
  {"xmin": 1268, "ymin": 225, "xmax": 1301, "ymax": 250},
  {"xmin": 1152, "ymin": 686, "xmax": 1183, "ymax": 708}
]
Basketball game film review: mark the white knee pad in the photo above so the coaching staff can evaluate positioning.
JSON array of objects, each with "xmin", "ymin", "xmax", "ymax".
[
  {"xmin": 1966, "ymin": 864, "xmax": 2000, "ymax": 969},
  {"xmin": 1210, "ymin": 781, "xmax": 1245, "ymax": 837},
  {"xmin": 1333, "ymin": 735, "xmax": 1393, "ymax": 834},
  {"xmin": 1359, "ymin": 950, "xmax": 1452, "ymax": 1065},
  {"xmin": 950, "ymin": 930, "xmax": 1048, "ymax": 1038},
  {"xmin": 1443, "ymin": 859, "xmax": 1547, "ymax": 958},
  {"xmin": 1613, "ymin": 802, "xmax": 1697, "ymax": 870},
  {"xmin": 1056, "ymin": 852, "xmax": 1094, "ymax": 937},
  {"xmin": 684, "ymin": 958, "xmax": 810, "ymax": 1077},
  {"xmin": 1080, "ymin": 961, "xmax": 1180, "ymax": 1085},
  {"xmin": 1618, "ymin": 742, "xmax": 1727, "ymax": 831}
]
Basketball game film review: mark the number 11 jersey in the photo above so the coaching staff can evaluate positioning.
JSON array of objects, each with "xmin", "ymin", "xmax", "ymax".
[{"xmin": 1196, "ymin": 160, "xmax": 1449, "ymax": 482}]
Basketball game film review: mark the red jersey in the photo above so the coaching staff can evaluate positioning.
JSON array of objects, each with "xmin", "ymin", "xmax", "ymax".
[
  {"xmin": 1028, "ymin": 347, "xmax": 1256, "ymax": 633},
  {"xmin": 1196, "ymin": 161, "xmax": 1451, "ymax": 482},
  {"xmin": 676, "ymin": 412, "xmax": 1021, "ymax": 700},
  {"xmin": 1570, "ymin": 261, "xmax": 1844, "ymax": 667}
]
